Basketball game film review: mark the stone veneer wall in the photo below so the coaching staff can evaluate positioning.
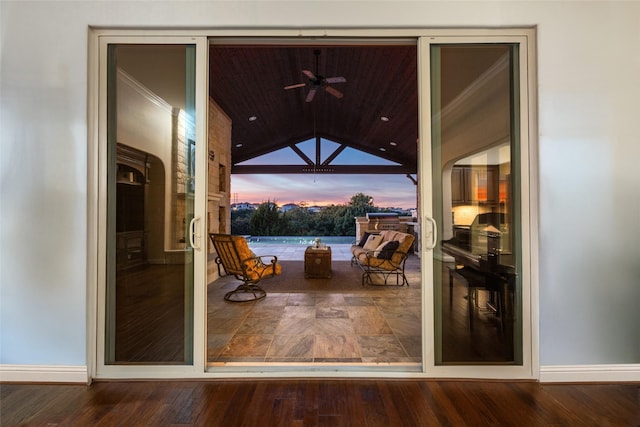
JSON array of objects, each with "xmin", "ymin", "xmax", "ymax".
[{"xmin": 207, "ymin": 98, "xmax": 232, "ymax": 282}]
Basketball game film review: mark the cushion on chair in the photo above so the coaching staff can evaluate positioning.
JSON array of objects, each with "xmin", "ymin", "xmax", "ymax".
[
  {"xmin": 380, "ymin": 231, "xmax": 414, "ymax": 264},
  {"xmin": 357, "ymin": 232, "xmax": 372, "ymax": 247},
  {"xmin": 229, "ymin": 235, "xmax": 281, "ymax": 281},
  {"xmin": 372, "ymin": 241, "xmax": 387, "ymax": 257},
  {"xmin": 376, "ymin": 240, "xmax": 400, "ymax": 259},
  {"xmin": 231, "ymin": 235, "xmax": 254, "ymax": 262},
  {"xmin": 363, "ymin": 234, "xmax": 384, "ymax": 250},
  {"xmin": 247, "ymin": 259, "xmax": 282, "ymax": 280}
]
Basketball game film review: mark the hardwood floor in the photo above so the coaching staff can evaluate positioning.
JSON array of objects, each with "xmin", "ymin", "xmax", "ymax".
[
  {"xmin": 114, "ymin": 264, "xmax": 187, "ymax": 363},
  {"xmin": 1, "ymin": 380, "xmax": 638, "ymax": 426},
  {"xmin": 439, "ymin": 260, "xmax": 515, "ymax": 363}
]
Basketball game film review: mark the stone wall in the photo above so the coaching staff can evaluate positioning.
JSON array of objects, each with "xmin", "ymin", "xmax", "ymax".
[{"xmin": 207, "ymin": 98, "xmax": 232, "ymax": 282}]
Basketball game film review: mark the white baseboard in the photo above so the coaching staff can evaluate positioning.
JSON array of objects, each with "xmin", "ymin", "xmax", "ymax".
[
  {"xmin": 0, "ymin": 364, "xmax": 89, "ymax": 383},
  {"xmin": 540, "ymin": 364, "xmax": 640, "ymax": 383},
  {"xmin": 2, "ymin": 363, "xmax": 638, "ymax": 384}
]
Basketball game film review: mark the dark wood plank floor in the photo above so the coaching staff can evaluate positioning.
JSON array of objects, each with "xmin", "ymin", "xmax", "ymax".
[
  {"xmin": 1, "ymin": 380, "xmax": 638, "ymax": 426},
  {"xmin": 114, "ymin": 264, "xmax": 186, "ymax": 363}
]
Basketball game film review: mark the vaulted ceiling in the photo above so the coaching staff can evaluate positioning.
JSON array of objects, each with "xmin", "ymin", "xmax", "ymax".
[{"xmin": 209, "ymin": 44, "xmax": 418, "ymax": 175}]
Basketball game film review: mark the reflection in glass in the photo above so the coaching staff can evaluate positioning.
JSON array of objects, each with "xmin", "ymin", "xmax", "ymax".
[
  {"xmin": 431, "ymin": 45, "xmax": 522, "ymax": 364},
  {"xmin": 106, "ymin": 45, "xmax": 195, "ymax": 364}
]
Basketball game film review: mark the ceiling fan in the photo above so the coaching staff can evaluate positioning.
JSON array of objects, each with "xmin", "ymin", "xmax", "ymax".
[{"xmin": 284, "ymin": 49, "xmax": 346, "ymax": 102}]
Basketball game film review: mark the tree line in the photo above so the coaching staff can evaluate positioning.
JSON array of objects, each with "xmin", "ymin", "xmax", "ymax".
[{"xmin": 231, "ymin": 193, "xmax": 408, "ymax": 237}]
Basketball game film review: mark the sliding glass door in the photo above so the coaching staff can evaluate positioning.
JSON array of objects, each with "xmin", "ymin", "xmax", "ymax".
[
  {"xmin": 421, "ymin": 36, "xmax": 534, "ymax": 377},
  {"xmin": 97, "ymin": 37, "xmax": 207, "ymax": 375},
  {"xmin": 91, "ymin": 30, "xmax": 534, "ymax": 379}
]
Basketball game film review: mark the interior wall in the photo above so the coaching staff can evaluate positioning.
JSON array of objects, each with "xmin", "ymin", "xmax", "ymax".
[
  {"xmin": 438, "ymin": 51, "xmax": 511, "ymax": 240},
  {"xmin": 1, "ymin": 0, "xmax": 639, "ymax": 368},
  {"xmin": 117, "ymin": 70, "xmax": 175, "ymax": 255}
]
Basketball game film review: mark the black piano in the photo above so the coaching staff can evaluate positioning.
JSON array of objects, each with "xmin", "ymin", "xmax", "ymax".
[{"xmin": 442, "ymin": 213, "xmax": 516, "ymax": 331}]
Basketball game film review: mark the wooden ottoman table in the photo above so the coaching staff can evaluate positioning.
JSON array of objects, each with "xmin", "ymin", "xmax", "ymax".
[{"xmin": 304, "ymin": 246, "xmax": 332, "ymax": 278}]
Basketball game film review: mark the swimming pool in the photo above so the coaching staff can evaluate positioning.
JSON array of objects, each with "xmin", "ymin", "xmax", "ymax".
[{"xmin": 245, "ymin": 236, "xmax": 354, "ymax": 246}]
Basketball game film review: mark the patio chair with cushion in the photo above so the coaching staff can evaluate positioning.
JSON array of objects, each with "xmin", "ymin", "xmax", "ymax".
[{"xmin": 209, "ymin": 233, "xmax": 282, "ymax": 302}]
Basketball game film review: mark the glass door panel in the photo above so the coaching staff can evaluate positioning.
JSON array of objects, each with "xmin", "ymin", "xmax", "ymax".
[
  {"xmin": 105, "ymin": 44, "xmax": 196, "ymax": 364},
  {"xmin": 431, "ymin": 44, "xmax": 522, "ymax": 365}
]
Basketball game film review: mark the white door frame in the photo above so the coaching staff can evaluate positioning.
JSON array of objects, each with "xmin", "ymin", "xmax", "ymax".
[
  {"xmin": 88, "ymin": 33, "xmax": 209, "ymax": 379},
  {"xmin": 87, "ymin": 27, "xmax": 538, "ymax": 380},
  {"xmin": 418, "ymin": 33, "xmax": 539, "ymax": 379}
]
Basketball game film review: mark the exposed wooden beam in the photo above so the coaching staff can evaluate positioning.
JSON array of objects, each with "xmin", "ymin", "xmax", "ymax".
[
  {"xmin": 322, "ymin": 144, "xmax": 347, "ymax": 166},
  {"xmin": 232, "ymin": 164, "xmax": 416, "ymax": 174},
  {"xmin": 315, "ymin": 134, "xmax": 321, "ymax": 165},
  {"xmin": 289, "ymin": 144, "xmax": 314, "ymax": 165}
]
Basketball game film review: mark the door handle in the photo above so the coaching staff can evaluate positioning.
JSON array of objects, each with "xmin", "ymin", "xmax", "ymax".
[
  {"xmin": 425, "ymin": 217, "xmax": 437, "ymax": 250},
  {"xmin": 189, "ymin": 216, "xmax": 200, "ymax": 249}
]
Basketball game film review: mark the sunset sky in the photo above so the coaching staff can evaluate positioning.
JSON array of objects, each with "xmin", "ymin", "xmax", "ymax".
[{"xmin": 230, "ymin": 138, "xmax": 417, "ymax": 209}]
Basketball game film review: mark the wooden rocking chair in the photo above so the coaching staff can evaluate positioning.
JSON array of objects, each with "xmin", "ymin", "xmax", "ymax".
[{"xmin": 209, "ymin": 234, "xmax": 282, "ymax": 302}]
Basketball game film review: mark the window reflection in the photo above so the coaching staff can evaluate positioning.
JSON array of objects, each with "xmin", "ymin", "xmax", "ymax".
[
  {"xmin": 106, "ymin": 45, "xmax": 195, "ymax": 364},
  {"xmin": 433, "ymin": 45, "xmax": 520, "ymax": 365}
]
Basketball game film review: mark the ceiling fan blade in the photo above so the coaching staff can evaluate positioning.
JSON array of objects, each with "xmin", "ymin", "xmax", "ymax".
[
  {"xmin": 305, "ymin": 88, "xmax": 317, "ymax": 103},
  {"xmin": 325, "ymin": 76, "xmax": 346, "ymax": 84},
  {"xmin": 284, "ymin": 83, "xmax": 306, "ymax": 90},
  {"xmin": 302, "ymin": 70, "xmax": 316, "ymax": 80},
  {"xmin": 324, "ymin": 85, "xmax": 343, "ymax": 99}
]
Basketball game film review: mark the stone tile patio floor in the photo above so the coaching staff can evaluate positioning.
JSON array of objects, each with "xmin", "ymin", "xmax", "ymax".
[{"xmin": 207, "ymin": 243, "xmax": 422, "ymax": 365}]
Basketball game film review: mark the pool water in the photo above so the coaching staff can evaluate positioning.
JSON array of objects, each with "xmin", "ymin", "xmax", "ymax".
[{"xmin": 246, "ymin": 236, "xmax": 354, "ymax": 246}]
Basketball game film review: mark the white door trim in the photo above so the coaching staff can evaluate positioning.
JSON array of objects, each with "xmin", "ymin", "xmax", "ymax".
[{"xmin": 88, "ymin": 33, "xmax": 209, "ymax": 379}]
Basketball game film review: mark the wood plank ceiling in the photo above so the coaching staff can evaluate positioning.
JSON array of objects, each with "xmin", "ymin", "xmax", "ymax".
[{"xmin": 209, "ymin": 44, "xmax": 419, "ymax": 175}]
